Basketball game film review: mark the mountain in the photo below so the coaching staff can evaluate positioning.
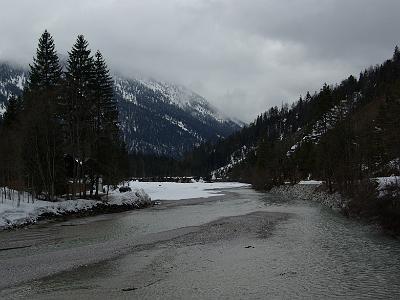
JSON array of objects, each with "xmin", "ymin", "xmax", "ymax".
[
  {"xmin": 114, "ymin": 76, "xmax": 241, "ymax": 157},
  {"xmin": 0, "ymin": 62, "xmax": 241, "ymax": 157}
]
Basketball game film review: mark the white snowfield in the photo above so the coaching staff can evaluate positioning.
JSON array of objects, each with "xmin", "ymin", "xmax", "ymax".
[
  {"xmin": 0, "ymin": 189, "xmax": 150, "ymax": 230},
  {"xmin": 128, "ymin": 181, "xmax": 251, "ymax": 200}
]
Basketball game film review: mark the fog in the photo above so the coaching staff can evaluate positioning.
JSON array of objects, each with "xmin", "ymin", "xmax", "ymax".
[{"xmin": 1, "ymin": 0, "xmax": 399, "ymax": 121}]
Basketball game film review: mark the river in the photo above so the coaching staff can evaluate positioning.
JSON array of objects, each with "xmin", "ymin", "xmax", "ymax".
[{"xmin": 0, "ymin": 186, "xmax": 400, "ymax": 299}]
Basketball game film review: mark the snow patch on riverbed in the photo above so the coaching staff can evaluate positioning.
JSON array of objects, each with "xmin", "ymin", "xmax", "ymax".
[
  {"xmin": 128, "ymin": 181, "xmax": 251, "ymax": 200},
  {"xmin": 0, "ymin": 189, "xmax": 151, "ymax": 230}
]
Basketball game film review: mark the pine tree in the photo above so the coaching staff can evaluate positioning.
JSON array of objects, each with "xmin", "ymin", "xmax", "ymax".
[
  {"xmin": 91, "ymin": 50, "xmax": 119, "ymax": 195},
  {"xmin": 28, "ymin": 30, "xmax": 62, "ymax": 90},
  {"xmin": 21, "ymin": 31, "xmax": 65, "ymax": 201},
  {"xmin": 93, "ymin": 50, "xmax": 117, "ymax": 134},
  {"xmin": 66, "ymin": 35, "xmax": 94, "ymax": 98},
  {"xmin": 64, "ymin": 35, "xmax": 95, "ymax": 198}
]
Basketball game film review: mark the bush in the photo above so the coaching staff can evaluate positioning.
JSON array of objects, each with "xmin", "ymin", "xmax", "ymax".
[{"xmin": 346, "ymin": 179, "xmax": 379, "ymax": 217}]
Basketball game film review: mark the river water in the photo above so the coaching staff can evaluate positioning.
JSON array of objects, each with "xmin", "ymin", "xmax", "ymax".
[{"xmin": 1, "ymin": 187, "xmax": 400, "ymax": 299}]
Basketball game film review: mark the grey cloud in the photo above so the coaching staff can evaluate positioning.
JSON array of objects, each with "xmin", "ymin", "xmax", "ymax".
[{"xmin": 1, "ymin": 0, "xmax": 399, "ymax": 121}]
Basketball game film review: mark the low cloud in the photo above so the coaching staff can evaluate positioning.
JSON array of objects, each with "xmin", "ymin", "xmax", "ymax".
[{"xmin": 1, "ymin": 0, "xmax": 399, "ymax": 121}]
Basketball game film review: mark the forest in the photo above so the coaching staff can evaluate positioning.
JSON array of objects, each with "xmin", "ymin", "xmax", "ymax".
[{"xmin": 0, "ymin": 31, "xmax": 127, "ymax": 201}]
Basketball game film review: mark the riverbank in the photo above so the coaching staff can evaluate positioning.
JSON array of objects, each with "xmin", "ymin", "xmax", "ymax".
[
  {"xmin": 269, "ymin": 182, "xmax": 348, "ymax": 211},
  {"xmin": 269, "ymin": 179, "xmax": 400, "ymax": 236},
  {"xmin": 0, "ymin": 181, "xmax": 250, "ymax": 230},
  {"xmin": 0, "ymin": 189, "xmax": 152, "ymax": 230}
]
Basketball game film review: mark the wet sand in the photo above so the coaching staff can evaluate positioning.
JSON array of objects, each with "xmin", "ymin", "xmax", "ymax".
[{"xmin": 3, "ymin": 211, "xmax": 287, "ymax": 299}]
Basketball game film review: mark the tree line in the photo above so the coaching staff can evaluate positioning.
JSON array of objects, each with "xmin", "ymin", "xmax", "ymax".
[{"xmin": 0, "ymin": 30, "xmax": 128, "ymax": 201}]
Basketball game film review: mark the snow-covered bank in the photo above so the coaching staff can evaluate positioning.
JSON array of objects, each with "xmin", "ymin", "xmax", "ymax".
[
  {"xmin": 128, "ymin": 181, "xmax": 250, "ymax": 200},
  {"xmin": 270, "ymin": 182, "xmax": 348, "ymax": 210},
  {"xmin": 0, "ymin": 181, "xmax": 250, "ymax": 230},
  {"xmin": 0, "ymin": 189, "xmax": 151, "ymax": 230}
]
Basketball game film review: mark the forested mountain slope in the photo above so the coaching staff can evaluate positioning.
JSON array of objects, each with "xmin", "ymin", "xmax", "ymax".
[
  {"xmin": 114, "ymin": 76, "xmax": 241, "ymax": 157},
  {"xmin": 185, "ymin": 47, "xmax": 400, "ymax": 191}
]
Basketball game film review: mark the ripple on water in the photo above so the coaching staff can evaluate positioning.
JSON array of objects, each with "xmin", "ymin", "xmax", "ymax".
[{"xmin": 259, "ymin": 194, "xmax": 400, "ymax": 299}]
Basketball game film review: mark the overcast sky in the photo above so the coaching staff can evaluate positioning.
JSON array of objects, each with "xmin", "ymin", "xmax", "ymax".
[{"xmin": 1, "ymin": 0, "xmax": 399, "ymax": 121}]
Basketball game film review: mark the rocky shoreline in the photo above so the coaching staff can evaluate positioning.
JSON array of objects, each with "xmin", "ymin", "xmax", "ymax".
[{"xmin": 269, "ymin": 183, "xmax": 349, "ymax": 211}]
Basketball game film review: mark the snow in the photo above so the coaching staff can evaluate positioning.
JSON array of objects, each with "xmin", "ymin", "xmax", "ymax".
[
  {"xmin": 298, "ymin": 180, "xmax": 323, "ymax": 185},
  {"xmin": 0, "ymin": 103, "xmax": 6, "ymax": 116},
  {"xmin": 387, "ymin": 158, "xmax": 400, "ymax": 172},
  {"xmin": 129, "ymin": 181, "xmax": 250, "ymax": 200},
  {"xmin": 373, "ymin": 176, "xmax": 400, "ymax": 197},
  {"xmin": 374, "ymin": 176, "xmax": 400, "ymax": 188},
  {"xmin": 211, "ymin": 146, "xmax": 253, "ymax": 179},
  {"xmin": 114, "ymin": 74, "xmax": 240, "ymax": 126},
  {"xmin": 287, "ymin": 95, "xmax": 360, "ymax": 157},
  {"xmin": 164, "ymin": 115, "xmax": 193, "ymax": 134},
  {"xmin": 0, "ymin": 188, "xmax": 151, "ymax": 230},
  {"xmin": 16, "ymin": 74, "xmax": 25, "ymax": 90}
]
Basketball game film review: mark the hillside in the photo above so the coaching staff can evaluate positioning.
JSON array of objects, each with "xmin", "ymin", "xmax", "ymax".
[{"xmin": 186, "ymin": 47, "xmax": 400, "ymax": 189}]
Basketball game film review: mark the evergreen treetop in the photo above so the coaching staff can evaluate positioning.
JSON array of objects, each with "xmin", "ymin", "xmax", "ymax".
[
  {"xmin": 393, "ymin": 45, "xmax": 400, "ymax": 62},
  {"xmin": 28, "ymin": 30, "xmax": 62, "ymax": 91},
  {"xmin": 66, "ymin": 35, "xmax": 94, "ymax": 94},
  {"xmin": 93, "ymin": 50, "xmax": 117, "ymax": 129}
]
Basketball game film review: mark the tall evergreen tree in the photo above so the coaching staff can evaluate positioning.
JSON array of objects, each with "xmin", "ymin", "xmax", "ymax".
[
  {"xmin": 28, "ymin": 30, "xmax": 62, "ymax": 90},
  {"xmin": 64, "ymin": 35, "xmax": 95, "ymax": 198},
  {"xmin": 66, "ymin": 35, "xmax": 94, "ymax": 98},
  {"xmin": 18, "ymin": 31, "xmax": 65, "ymax": 200},
  {"xmin": 92, "ymin": 50, "xmax": 116, "ymax": 134},
  {"xmin": 91, "ymin": 50, "xmax": 119, "ymax": 195}
]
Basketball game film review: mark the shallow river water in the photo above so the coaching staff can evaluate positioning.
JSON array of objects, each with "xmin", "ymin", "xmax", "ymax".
[{"xmin": 1, "ymin": 187, "xmax": 400, "ymax": 299}]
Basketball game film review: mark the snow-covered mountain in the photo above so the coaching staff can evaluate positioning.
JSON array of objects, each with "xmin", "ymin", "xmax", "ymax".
[{"xmin": 0, "ymin": 62, "xmax": 242, "ymax": 157}]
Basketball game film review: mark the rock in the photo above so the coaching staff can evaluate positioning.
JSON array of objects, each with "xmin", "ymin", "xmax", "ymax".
[
  {"xmin": 122, "ymin": 287, "xmax": 137, "ymax": 292},
  {"xmin": 119, "ymin": 186, "xmax": 132, "ymax": 193}
]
